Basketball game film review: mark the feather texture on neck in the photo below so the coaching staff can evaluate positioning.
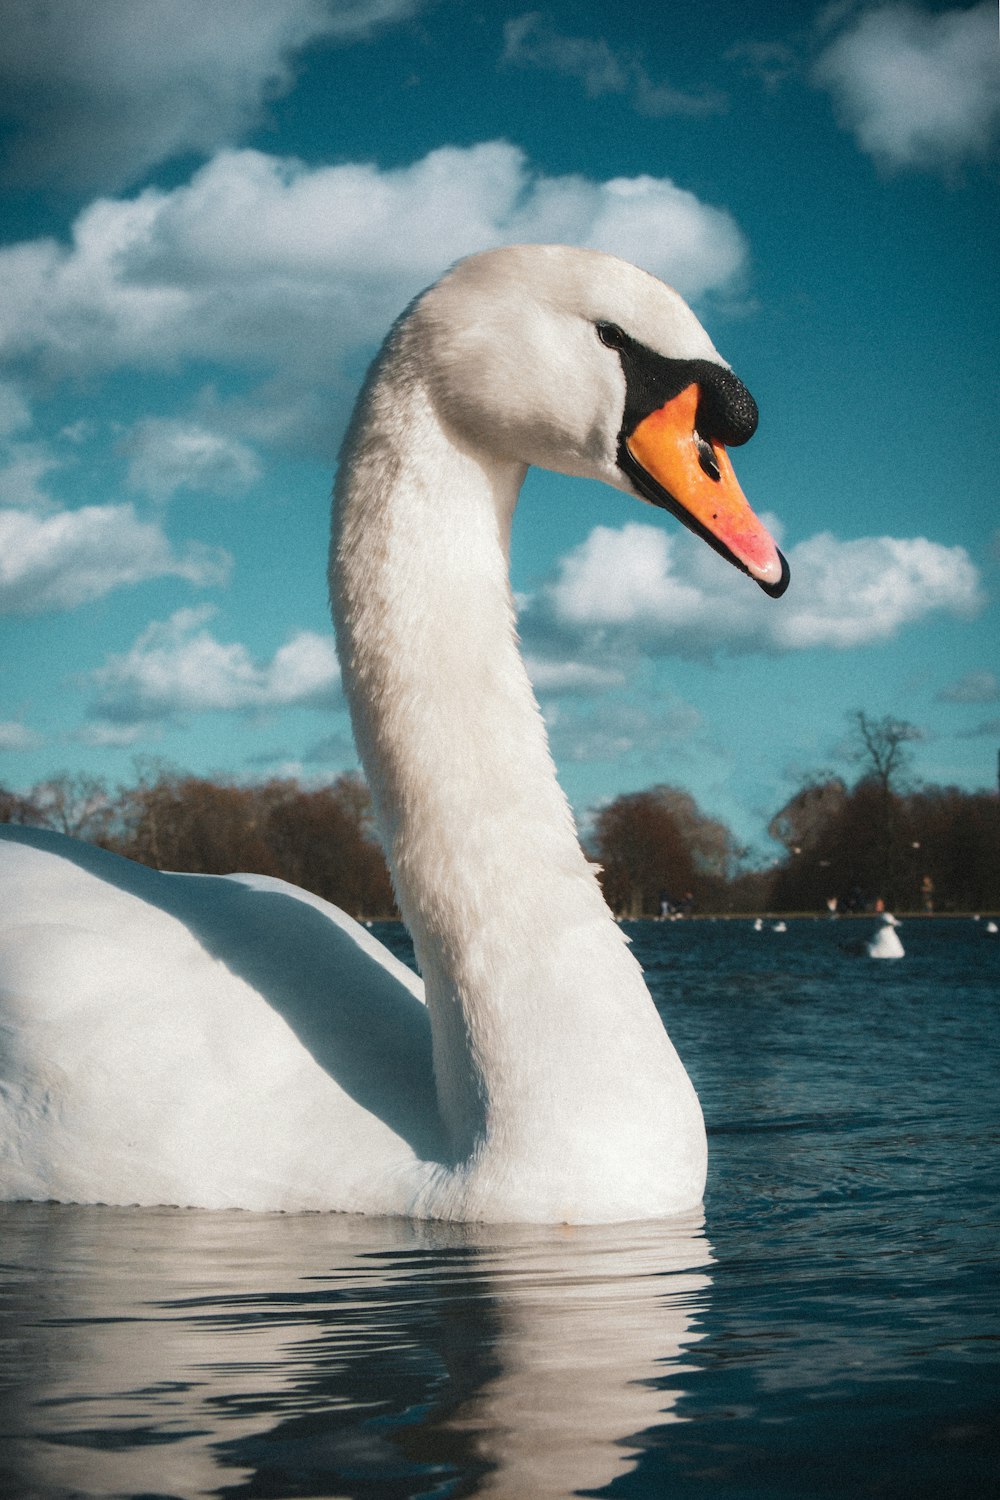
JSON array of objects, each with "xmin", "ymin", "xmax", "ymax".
[{"xmin": 330, "ymin": 307, "xmax": 706, "ymax": 1221}]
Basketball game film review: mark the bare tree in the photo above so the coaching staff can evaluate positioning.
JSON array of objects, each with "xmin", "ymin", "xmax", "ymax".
[
  {"xmin": 847, "ymin": 711, "xmax": 922, "ymax": 906},
  {"xmin": 0, "ymin": 785, "xmax": 44, "ymax": 825},
  {"xmin": 849, "ymin": 711, "xmax": 922, "ymax": 794},
  {"xmin": 29, "ymin": 773, "xmax": 114, "ymax": 844}
]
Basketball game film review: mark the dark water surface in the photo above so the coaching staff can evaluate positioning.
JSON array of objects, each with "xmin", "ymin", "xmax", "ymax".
[{"xmin": 2, "ymin": 917, "xmax": 997, "ymax": 1498}]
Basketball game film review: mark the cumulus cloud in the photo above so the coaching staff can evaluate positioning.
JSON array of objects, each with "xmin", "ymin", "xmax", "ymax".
[
  {"xmin": 814, "ymin": 2, "xmax": 1000, "ymax": 170},
  {"xmin": 0, "ymin": 388, "xmax": 242, "ymax": 615},
  {"xmin": 0, "ymin": 720, "xmax": 43, "ymax": 752},
  {"xmin": 0, "ymin": 380, "xmax": 63, "ymax": 510},
  {"xmin": 124, "ymin": 418, "xmax": 262, "ymax": 501},
  {"xmin": 85, "ymin": 606, "xmax": 341, "ymax": 728},
  {"xmin": 0, "ymin": 504, "xmax": 230, "ymax": 614},
  {"xmin": 0, "ymin": 143, "xmax": 748, "ymax": 403},
  {"xmin": 770, "ymin": 530, "xmax": 983, "ymax": 648},
  {"xmin": 0, "ymin": 442, "xmax": 61, "ymax": 511},
  {"xmin": 0, "ymin": 0, "xmax": 422, "ymax": 192},
  {"xmin": 523, "ymin": 519, "xmax": 983, "ymax": 660},
  {"xmin": 503, "ymin": 13, "xmax": 726, "ymax": 117}
]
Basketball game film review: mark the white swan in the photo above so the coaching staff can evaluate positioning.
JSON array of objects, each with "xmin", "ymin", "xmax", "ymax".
[
  {"xmin": 866, "ymin": 920, "xmax": 905, "ymax": 959},
  {"xmin": 0, "ymin": 245, "xmax": 787, "ymax": 1222}
]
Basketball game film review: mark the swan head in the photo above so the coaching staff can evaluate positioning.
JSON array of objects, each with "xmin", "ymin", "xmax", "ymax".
[{"xmin": 413, "ymin": 244, "xmax": 788, "ymax": 597}]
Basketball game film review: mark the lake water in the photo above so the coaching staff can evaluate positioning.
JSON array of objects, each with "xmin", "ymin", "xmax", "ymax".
[{"xmin": 1, "ymin": 916, "xmax": 997, "ymax": 1498}]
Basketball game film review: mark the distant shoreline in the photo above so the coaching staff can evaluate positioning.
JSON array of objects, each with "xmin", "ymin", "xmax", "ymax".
[
  {"xmin": 365, "ymin": 910, "xmax": 999, "ymax": 925},
  {"xmin": 619, "ymin": 910, "xmax": 1000, "ymax": 922}
]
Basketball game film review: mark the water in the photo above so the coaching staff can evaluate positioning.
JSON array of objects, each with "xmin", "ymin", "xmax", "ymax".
[{"xmin": 1, "ymin": 917, "xmax": 997, "ymax": 1498}]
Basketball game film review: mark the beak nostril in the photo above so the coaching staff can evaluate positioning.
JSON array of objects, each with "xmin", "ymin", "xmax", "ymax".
[{"xmin": 695, "ymin": 431, "xmax": 721, "ymax": 481}]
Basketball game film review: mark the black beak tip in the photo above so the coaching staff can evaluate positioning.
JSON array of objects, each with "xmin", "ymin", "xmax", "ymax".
[{"xmin": 757, "ymin": 549, "xmax": 790, "ymax": 599}]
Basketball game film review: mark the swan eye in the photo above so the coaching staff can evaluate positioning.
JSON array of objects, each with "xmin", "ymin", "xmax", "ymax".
[{"xmin": 596, "ymin": 321, "xmax": 626, "ymax": 350}]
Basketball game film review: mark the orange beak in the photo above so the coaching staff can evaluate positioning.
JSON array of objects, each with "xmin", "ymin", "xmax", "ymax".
[{"xmin": 623, "ymin": 383, "xmax": 788, "ymax": 597}]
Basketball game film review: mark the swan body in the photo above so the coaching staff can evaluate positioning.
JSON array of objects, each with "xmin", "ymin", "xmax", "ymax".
[
  {"xmin": 866, "ymin": 922, "xmax": 905, "ymax": 959},
  {"xmin": 841, "ymin": 913, "xmax": 905, "ymax": 959},
  {"xmin": 0, "ymin": 833, "xmax": 444, "ymax": 1213},
  {"xmin": 0, "ymin": 245, "xmax": 787, "ymax": 1221}
]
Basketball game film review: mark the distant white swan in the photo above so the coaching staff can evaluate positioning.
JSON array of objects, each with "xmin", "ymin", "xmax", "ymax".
[
  {"xmin": 866, "ymin": 920, "xmax": 905, "ymax": 959},
  {"xmin": 0, "ymin": 245, "xmax": 788, "ymax": 1222}
]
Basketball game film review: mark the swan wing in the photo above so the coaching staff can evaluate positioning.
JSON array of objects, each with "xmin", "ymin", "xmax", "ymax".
[{"xmin": 0, "ymin": 827, "xmax": 443, "ymax": 1211}]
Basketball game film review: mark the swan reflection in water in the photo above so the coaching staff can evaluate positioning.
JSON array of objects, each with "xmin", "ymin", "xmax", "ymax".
[{"xmin": 1, "ymin": 1204, "xmax": 712, "ymax": 1497}]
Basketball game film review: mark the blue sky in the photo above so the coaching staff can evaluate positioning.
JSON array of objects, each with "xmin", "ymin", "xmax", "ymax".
[{"xmin": 0, "ymin": 0, "xmax": 997, "ymax": 857}]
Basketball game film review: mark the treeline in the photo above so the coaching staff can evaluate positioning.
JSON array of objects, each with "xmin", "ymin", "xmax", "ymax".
[
  {"xmin": 586, "ymin": 774, "xmax": 998, "ymax": 916},
  {"xmin": 581, "ymin": 710, "xmax": 998, "ymax": 915},
  {"xmin": 0, "ymin": 767, "xmax": 397, "ymax": 919},
  {"xmin": 765, "ymin": 777, "xmax": 1000, "ymax": 915},
  {"xmin": 761, "ymin": 711, "xmax": 999, "ymax": 915},
  {"xmin": 2, "ymin": 737, "xmax": 997, "ymax": 918}
]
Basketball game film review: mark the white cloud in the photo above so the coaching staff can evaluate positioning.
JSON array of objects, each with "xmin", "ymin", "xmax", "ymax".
[
  {"xmin": 0, "ymin": 504, "xmax": 230, "ymax": 614},
  {"xmin": 0, "ymin": 442, "xmax": 61, "ymax": 510},
  {"xmin": 0, "ymin": 381, "xmax": 31, "ymax": 438},
  {"xmin": 503, "ymin": 13, "xmax": 726, "ymax": 117},
  {"xmin": 0, "ymin": 143, "xmax": 749, "ymax": 401},
  {"xmin": 124, "ymin": 418, "xmax": 261, "ymax": 501},
  {"xmin": 547, "ymin": 697, "xmax": 705, "ymax": 765},
  {"xmin": 525, "ymin": 520, "xmax": 983, "ymax": 659},
  {"xmin": 75, "ymin": 722, "xmax": 151, "ymax": 749},
  {"xmin": 268, "ymin": 631, "xmax": 343, "ymax": 707},
  {"xmin": 780, "ymin": 531, "xmax": 983, "ymax": 647},
  {"xmin": 0, "ymin": 0, "xmax": 423, "ymax": 191},
  {"xmin": 301, "ymin": 731, "xmax": 360, "ymax": 765},
  {"xmin": 542, "ymin": 524, "xmax": 705, "ymax": 635},
  {"xmin": 0, "ymin": 720, "xmax": 43, "ymax": 752},
  {"xmin": 937, "ymin": 669, "xmax": 999, "ymax": 704},
  {"xmin": 524, "ymin": 655, "xmax": 626, "ymax": 695},
  {"xmin": 85, "ymin": 606, "xmax": 341, "ymax": 728},
  {"xmin": 814, "ymin": 3, "xmax": 1000, "ymax": 170},
  {"xmin": 0, "ymin": 381, "xmax": 62, "ymax": 510},
  {"xmin": 504, "ymin": 13, "xmax": 628, "ymax": 94}
]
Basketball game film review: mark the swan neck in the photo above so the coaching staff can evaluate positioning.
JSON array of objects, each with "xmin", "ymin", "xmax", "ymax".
[{"xmin": 331, "ymin": 336, "xmax": 703, "ymax": 1212}]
